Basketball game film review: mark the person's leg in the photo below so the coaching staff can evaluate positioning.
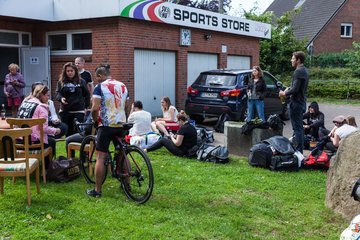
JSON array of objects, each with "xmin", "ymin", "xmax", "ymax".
[
  {"xmin": 12, "ymin": 97, "xmax": 21, "ymax": 117},
  {"xmin": 156, "ymin": 121, "xmax": 170, "ymax": 137},
  {"xmin": 69, "ymin": 112, "xmax": 85, "ymax": 136},
  {"xmin": 161, "ymin": 138, "xmax": 185, "ymax": 156},
  {"xmin": 94, "ymin": 151, "xmax": 106, "ymax": 193},
  {"xmin": 325, "ymin": 142, "xmax": 338, "ymax": 153},
  {"xmin": 290, "ymin": 102, "xmax": 305, "ymax": 153},
  {"xmin": 255, "ymin": 100, "xmax": 265, "ymax": 122},
  {"xmin": 246, "ymin": 100, "xmax": 254, "ymax": 122},
  {"xmin": 47, "ymin": 136, "xmax": 56, "ymax": 160},
  {"xmin": 146, "ymin": 138, "xmax": 166, "ymax": 152},
  {"xmin": 66, "ymin": 133, "xmax": 83, "ymax": 158},
  {"xmin": 60, "ymin": 111, "xmax": 72, "ymax": 137}
]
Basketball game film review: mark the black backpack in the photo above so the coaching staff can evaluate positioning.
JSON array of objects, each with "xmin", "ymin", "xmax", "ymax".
[
  {"xmin": 267, "ymin": 114, "xmax": 285, "ymax": 131},
  {"xmin": 248, "ymin": 142, "xmax": 273, "ymax": 168},
  {"xmin": 214, "ymin": 113, "xmax": 231, "ymax": 133}
]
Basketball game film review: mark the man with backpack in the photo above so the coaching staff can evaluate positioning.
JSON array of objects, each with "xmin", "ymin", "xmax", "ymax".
[{"xmin": 279, "ymin": 51, "xmax": 309, "ymax": 153}]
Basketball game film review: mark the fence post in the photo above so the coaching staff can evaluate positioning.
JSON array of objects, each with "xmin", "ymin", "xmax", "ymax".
[{"xmin": 347, "ymin": 79, "xmax": 350, "ymax": 102}]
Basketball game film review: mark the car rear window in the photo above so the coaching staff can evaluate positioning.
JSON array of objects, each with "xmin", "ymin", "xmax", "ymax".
[{"xmin": 195, "ymin": 74, "xmax": 237, "ymax": 87}]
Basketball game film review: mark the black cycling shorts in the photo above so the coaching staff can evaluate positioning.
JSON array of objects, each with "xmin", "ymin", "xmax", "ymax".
[{"xmin": 96, "ymin": 127, "xmax": 123, "ymax": 152}]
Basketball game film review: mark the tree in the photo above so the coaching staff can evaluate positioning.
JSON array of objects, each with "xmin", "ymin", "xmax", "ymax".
[
  {"xmin": 244, "ymin": 9, "xmax": 307, "ymax": 76},
  {"xmin": 170, "ymin": 0, "xmax": 231, "ymax": 14}
]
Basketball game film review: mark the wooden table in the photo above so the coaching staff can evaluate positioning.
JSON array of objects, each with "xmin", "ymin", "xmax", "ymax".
[{"xmin": 0, "ymin": 119, "xmax": 10, "ymax": 129}]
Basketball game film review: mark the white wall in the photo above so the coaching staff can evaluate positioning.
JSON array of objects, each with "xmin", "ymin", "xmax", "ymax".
[{"xmin": 0, "ymin": 0, "xmax": 54, "ymax": 21}]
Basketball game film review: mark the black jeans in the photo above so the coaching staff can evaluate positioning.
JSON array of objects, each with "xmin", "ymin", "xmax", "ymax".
[
  {"xmin": 146, "ymin": 138, "xmax": 185, "ymax": 156},
  {"xmin": 60, "ymin": 111, "xmax": 84, "ymax": 137},
  {"xmin": 289, "ymin": 102, "xmax": 306, "ymax": 153}
]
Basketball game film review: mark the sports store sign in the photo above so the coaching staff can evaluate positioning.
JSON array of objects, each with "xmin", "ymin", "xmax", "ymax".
[{"xmin": 119, "ymin": 0, "xmax": 271, "ymax": 39}]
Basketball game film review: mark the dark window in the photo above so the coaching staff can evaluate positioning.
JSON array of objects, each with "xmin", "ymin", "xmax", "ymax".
[
  {"xmin": 22, "ymin": 34, "xmax": 30, "ymax": 45},
  {"xmin": 72, "ymin": 33, "xmax": 92, "ymax": 50},
  {"xmin": 0, "ymin": 32, "xmax": 18, "ymax": 45},
  {"xmin": 49, "ymin": 34, "xmax": 67, "ymax": 51},
  {"xmin": 263, "ymin": 73, "xmax": 276, "ymax": 88},
  {"xmin": 341, "ymin": 24, "xmax": 352, "ymax": 38}
]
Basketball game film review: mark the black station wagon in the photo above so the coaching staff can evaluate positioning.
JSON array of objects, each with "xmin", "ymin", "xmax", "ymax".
[{"xmin": 185, "ymin": 69, "xmax": 289, "ymax": 123}]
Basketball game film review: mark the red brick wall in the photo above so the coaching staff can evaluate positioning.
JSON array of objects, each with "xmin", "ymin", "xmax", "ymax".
[
  {"xmin": 313, "ymin": 0, "xmax": 360, "ymax": 55},
  {"xmin": 0, "ymin": 16, "xmax": 260, "ymax": 110}
]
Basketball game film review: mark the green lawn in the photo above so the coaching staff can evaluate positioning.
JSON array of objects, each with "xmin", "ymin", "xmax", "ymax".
[{"xmin": 0, "ymin": 141, "xmax": 347, "ymax": 239}]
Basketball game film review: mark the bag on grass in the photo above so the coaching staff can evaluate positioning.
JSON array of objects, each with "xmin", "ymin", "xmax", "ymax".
[
  {"xmin": 195, "ymin": 126, "xmax": 214, "ymax": 145},
  {"xmin": 248, "ymin": 142, "xmax": 273, "ymax": 168},
  {"xmin": 196, "ymin": 144, "xmax": 229, "ymax": 164},
  {"xmin": 214, "ymin": 113, "xmax": 231, "ymax": 133},
  {"xmin": 304, "ymin": 149, "xmax": 331, "ymax": 169},
  {"xmin": 130, "ymin": 132, "xmax": 161, "ymax": 149},
  {"xmin": 47, "ymin": 156, "xmax": 81, "ymax": 182},
  {"xmin": 269, "ymin": 154, "xmax": 299, "ymax": 171}
]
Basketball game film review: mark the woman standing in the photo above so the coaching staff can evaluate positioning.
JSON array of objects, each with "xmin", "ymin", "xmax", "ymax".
[
  {"xmin": 246, "ymin": 66, "xmax": 266, "ymax": 122},
  {"xmin": 145, "ymin": 111, "xmax": 197, "ymax": 156},
  {"xmin": 56, "ymin": 62, "xmax": 90, "ymax": 136},
  {"xmin": 4, "ymin": 63, "xmax": 25, "ymax": 117},
  {"xmin": 151, "ymin": 96, "xmax": 179, "ymax": 137}
]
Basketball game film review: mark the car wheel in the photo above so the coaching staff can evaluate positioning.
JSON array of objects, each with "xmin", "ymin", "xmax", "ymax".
[
  {"xmin": 189, "ymin": 115, "xmax": 204, "ymax": 124},
  {"xmin": 280, "ymin": 103, "xmax": 290, "ymax": 121}
]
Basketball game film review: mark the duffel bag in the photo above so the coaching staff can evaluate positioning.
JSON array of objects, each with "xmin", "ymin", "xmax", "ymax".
[
  {"xmin": 47, "ymin": 156, "xmax": 81, "ymax": 182},
  {"xmin": 248, "ymin": 143, "xmax": 273, "ymax": 168},
  {"xmin": 270, "ymin": 154, "xmax": 299, "ymax": 171}
]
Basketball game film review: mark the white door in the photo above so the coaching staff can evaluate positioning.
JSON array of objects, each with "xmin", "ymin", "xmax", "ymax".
[
  {"xmin": 134, "ymin": 49, "xmax": 176, "ymax": 116},
  {"xmin": 20, "ymin": 47, "xmax": 50, "ymax": 96},
  {"xmin": 187, "ymin": 53, "xmax": 218, "ymax": 86},
  {"xmin": 227, "ymin": 55, "xmax": 251, "ymax": 70}
]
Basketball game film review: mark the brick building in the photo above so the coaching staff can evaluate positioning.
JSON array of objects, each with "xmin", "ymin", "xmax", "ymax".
[
  {"xmin": 0, "ymin": 0, "xmax": 270, "ymax": 114},
  {"xmin": 266, "ymin": 0, "xmax": 359, "ymax": 55}
]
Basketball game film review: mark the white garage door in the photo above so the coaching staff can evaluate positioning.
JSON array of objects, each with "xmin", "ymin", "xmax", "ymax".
[
  {"xmin": 134, "ymin": 49, "xmax": 176, "ymax": 116},
  {"xmin": 227, "ymin": 55, "xmax": 251, "ymax": 70},
  {"xmin": 187, "ymin": 53, "xmax": 218, "ymax": 86}
]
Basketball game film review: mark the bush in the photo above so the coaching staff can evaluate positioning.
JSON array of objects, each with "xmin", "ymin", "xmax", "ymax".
[
  {"xmin": 308, "ymin": 79, "xmax": 360, "ymax": 99},
  {"xmin": 309, "ymin": 52, "xmax": 350, "ymax": 68},
  {"xmin": 309, "ymin": 67, "xmax": 356, "ymax": 80}
]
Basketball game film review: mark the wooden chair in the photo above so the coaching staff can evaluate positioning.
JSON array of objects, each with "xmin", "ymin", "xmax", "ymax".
[
  {"xmin": 67, "ymin": 126, "xmax": 96, "ymax": 159},
  {"xmin": 6, "ymin": 118, "xmax": 53, "ymax": 184},
  {"xmin": 0, "ymin": 128, "xmax": 40, "ymax": 206}
]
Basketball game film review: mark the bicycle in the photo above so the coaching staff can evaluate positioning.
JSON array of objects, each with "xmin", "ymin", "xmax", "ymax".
[{"xmin": 78, "ymin": 122, "xmax": 154, "ymax": 204}]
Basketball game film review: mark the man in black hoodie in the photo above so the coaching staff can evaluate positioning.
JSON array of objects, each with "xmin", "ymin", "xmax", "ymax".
[{"xmin": 303, "ymin": 101, "xmax": 325, "ymax": 140}]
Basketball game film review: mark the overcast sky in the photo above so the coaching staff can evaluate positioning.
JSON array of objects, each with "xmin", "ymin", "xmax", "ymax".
[{"xmin": 228, "ymin": 0, "xmax": 274, "ymax": 16}]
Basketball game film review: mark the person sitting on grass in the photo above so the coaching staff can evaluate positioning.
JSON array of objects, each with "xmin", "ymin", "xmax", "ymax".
[
  {"xmin": 151, "ymin": 96, "xmax": 179, "ymax": 137},
  {"xmin": 145, "ymin": 111, "xmax": 197, "ymax": 157}
]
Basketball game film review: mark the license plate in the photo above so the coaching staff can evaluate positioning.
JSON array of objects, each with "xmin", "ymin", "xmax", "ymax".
[{"xmin": 201, "ymin": 92, "xmax": 217, "ymax": 98}]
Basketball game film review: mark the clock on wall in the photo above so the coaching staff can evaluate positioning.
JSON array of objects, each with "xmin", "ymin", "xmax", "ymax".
[{"xmin": 180, "ymin": 28, "xmax": 191, "ymax": 46}]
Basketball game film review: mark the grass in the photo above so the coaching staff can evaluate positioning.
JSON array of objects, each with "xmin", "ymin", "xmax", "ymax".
[
  {"xmin": 0, "ymin": 141, "xmax": 347, "ymax": 239},
  {"xmin": 308, "ymin": 97, "xmax": 360, "ymax": 105}
]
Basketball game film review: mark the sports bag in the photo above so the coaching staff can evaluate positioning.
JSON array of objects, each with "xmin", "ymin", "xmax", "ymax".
[
  {"xmin": 195, "ymin": 126, "xmax": 214, "ymax": 145},
  {"xmin": 304, "ymin": 149, "xmax": 331, "ymax": 168},
  {"xmin": 269, "ymin": 154, "xmax": 299, "ymax": 171},
  {"xmin": 47, "ymin": 156, "xmax": 81, "ymax": 182},
  {"xmin": 196, "ymin": 144, "xmax": 229, "ymax": 164},
  {"xmin": 248, "ymin": 142, "xmax": 273, "ymax": 168},
  {"xmin": 130, "ymin": 132, "xmax": 161, "ymax": 149}
]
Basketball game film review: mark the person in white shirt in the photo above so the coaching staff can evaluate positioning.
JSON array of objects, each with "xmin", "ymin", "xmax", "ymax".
[
  {"xmin": 48, "ymin": 99, "xmax": 68, "ymax": 138},
  {"xmin": 127, "ymin": 101, "xmax": 152, "ymax": 136},
  {"xmin": 325, "ymin": 115, "xmax": 358, "ymax": 152}
]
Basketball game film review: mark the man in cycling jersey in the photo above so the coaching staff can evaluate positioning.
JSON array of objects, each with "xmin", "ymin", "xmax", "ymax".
[{"xmin": 86, "ymin": 65, "xmax": 130, "ymax": 198}]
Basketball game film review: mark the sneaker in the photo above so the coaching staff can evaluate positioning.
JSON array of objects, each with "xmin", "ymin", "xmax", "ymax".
[{"xmin": 86, "ymin": 189, "xmax": 102, "ymax": 198}]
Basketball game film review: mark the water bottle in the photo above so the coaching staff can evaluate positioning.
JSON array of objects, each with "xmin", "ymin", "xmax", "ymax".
[{"xmin": 1, "ymin": 104, "xmax": 6, "ymax": 120}]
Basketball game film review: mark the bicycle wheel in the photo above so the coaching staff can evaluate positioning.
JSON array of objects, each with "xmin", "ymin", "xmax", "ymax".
[
  {"xmin": 79, "ymin": 135, "xmax": 107, "ymax": 185},
  {"xmin": 120, "ymin": 145, "xmax": 154, "ymax": 204}
]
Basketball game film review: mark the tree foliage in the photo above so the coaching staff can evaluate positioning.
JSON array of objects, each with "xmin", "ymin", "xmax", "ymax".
[
  {"xmin": 344, "ymin": 41, "xmax": 360, "ymax": 77},
  {"xmin": 170, "ymin": 0, "xmax": 231, "ymax": 14},
  {"xmin": 244, "ymin": 9, "xmax": 307, "ymax": 76}
]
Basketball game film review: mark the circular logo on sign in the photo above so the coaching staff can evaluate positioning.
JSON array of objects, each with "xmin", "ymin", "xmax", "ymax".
[{"xmin": 158, "ymin": 6, "xmax": 170, "ymax": 19}]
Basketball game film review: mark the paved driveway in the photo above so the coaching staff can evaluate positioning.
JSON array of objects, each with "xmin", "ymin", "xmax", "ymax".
[{"xmin": 204, "ymin": 103, "xmax": 360, "ymax": 146}]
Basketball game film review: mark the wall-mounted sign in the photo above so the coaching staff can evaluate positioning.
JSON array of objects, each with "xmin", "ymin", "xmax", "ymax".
[
  {"xmin": 119, "ymin": 0, "xmax": 271, "ymax": 39},
  {"xmin": 30, "ymin": 57, "xmax": 39, "ymax": 64},
  {"xmin": 180, "ymin": 28, "xmax": 191, "ymax": 46}
]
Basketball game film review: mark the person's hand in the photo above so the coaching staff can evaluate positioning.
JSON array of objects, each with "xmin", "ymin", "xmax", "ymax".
[
  {"xmin": 61, "ymin": 97, "xmax": 68, "ymax": 104},
  {"xmin": 4, "ymin": 92, "xmax": 9, "ymax": 97},
  {"xmin": 55, "ymin": 128, "xmax": 61, "ymax": 135},
  {"xmin": 279, "ymin": 90, "xmax": 285, "ymax": 97},
  {"xmin": 304, "ymin": 125, "xmax": 310, "ymax": 129}
]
